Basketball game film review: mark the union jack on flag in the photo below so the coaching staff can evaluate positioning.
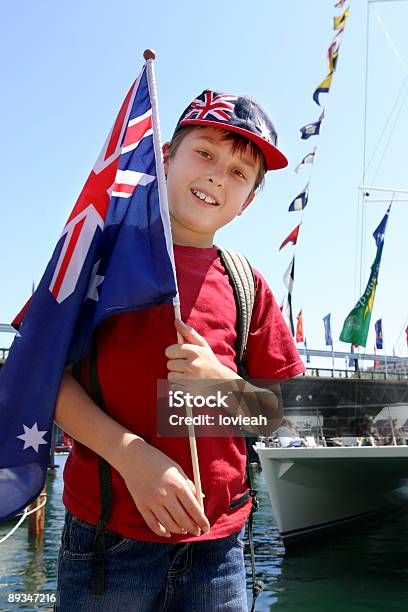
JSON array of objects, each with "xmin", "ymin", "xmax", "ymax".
[
  {"xmin": 0, "ymin": 63, "xmax": 178, "ymax": 521},
  {"xmin": 184, "ymin": 91, "xmax": 237, "ymax": 121}
]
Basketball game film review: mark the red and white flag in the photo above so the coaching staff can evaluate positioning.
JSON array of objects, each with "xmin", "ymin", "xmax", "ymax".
[{"xmin": 279, "ymin": 223, "xmax": 301, "ymax": 251}]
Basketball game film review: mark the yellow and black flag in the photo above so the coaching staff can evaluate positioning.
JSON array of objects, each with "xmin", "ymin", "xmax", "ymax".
[
  {"xmin": 313, "ymin": 73, "xmax": 333, "ymax": 106},
  {"xmin": 333, "ymin": 7, "xmax": 349, "ymax": 31}
]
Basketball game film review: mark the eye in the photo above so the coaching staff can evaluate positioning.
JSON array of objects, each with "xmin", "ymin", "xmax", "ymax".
[
  {"xmin": 233, "ymin": 168, "xmax": 246, "ymax": 180},
  {"xmin": 197, "ymin": 150, "xmax": 211, "ymax": 158}
]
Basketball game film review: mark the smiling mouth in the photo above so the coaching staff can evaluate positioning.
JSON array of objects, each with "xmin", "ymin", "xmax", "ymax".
[{"xmin": 191, "ymin": 189, "xmax": 219, "ymax": 206}]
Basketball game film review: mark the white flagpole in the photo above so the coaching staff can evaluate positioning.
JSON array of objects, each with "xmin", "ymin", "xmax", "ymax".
[{"xmin": 144, "ymin": 49, "xmax": 204, "ymax": 511}]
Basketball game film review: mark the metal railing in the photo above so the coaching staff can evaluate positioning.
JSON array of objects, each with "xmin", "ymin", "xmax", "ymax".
[
  {"xmin": 259, "ymin": 408, "xmax": 408, "ymax": 449},
  {"xmin": 303, "ymin": 367, "xmax": 407, "ymax": 381}
]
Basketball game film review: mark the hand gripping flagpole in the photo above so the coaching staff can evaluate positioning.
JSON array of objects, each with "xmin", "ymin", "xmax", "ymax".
[{"xmin": 144, "ymin": 49, "xmax": 204, "ymax": 512}]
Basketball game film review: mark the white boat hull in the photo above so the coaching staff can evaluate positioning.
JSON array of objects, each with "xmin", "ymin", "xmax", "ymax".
[{"xmin": 256, "ymin": 445, "xmax": 408, "ymax": 542}]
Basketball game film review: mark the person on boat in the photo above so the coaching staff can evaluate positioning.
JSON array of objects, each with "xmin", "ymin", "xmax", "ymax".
[
  {"xmin": 275, "ymin": 418, "xmax": 305, "ymax": 447},
  {"xmin": 355, "ymin": 416, "xmax": 377, "ymax": 446},
  {"xmin": 53, "ymin": 89, "xmax": 305, "ymax": 611}
]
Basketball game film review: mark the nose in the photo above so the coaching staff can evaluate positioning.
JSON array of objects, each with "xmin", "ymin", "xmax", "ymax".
[
  {"xmin": 208, "ymin": 176, "xmax": 223, "ymax": 187},
  {"xmin": 207, "ymin": 158, "xmax": 227, "ymax": 188}
]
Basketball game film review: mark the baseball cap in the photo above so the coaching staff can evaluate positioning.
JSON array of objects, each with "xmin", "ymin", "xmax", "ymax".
[{"xmin": 173, "ymin": 89, "xmax": 288, "ymax": 171}]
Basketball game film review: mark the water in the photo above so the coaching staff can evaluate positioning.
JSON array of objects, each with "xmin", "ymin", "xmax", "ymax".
[
  {"xmin": 0, "ymin": 455, "xmax": 66, "ymax": 612},
  {"xmin": 1, "ymin": 454, "xmax": 408, "ymax": 611}
]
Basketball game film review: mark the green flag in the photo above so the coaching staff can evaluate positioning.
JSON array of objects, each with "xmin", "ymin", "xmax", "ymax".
[{"xmin": 340, "ymin": 206, "xmax": 390, "ymax": 347}]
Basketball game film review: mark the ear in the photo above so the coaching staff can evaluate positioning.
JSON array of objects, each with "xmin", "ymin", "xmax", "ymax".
[
  {"xmin": 238, "ymin": 192, "xmax": 256, "ymax": 216},
  {"xmin": 162, "ymin": 142, "xmax": 170, "ymax": 175}
]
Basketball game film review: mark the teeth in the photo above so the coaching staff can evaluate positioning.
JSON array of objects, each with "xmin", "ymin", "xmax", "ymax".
[{"xmin": 193, "ymin": 190, "xmax": 217, "ymax": 205}]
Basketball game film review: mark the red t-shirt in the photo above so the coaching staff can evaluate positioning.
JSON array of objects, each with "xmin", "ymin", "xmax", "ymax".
[{"xmin": 63, "ymin": 244, "xmax": 305, "ymax": 542}]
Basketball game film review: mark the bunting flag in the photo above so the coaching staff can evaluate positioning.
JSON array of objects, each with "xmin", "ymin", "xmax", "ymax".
[
  {"xmin": 328, "ymin": 41, "xmax": 340, "ymax": 73},
  {"xmin": 335, "ymin": 0, "xmax": 346, "ymax": 7},
  {"xmin": 0, "ymin": 63, "xmax": 179, "ymax": 521},
  {"xmin": 283, "ymin": 256, "xmax": 295, "ymax": 336},
  {"xmin": 300, "ymin": 109, "xmax": 325, "ymax": 140},
  {"xmin": 334, "ymin": 7, "xmax": 350, "ymax": 31},
  {"xmin": 323, "ymin": 313, "xmax": 333, "ymax": 346},
  {"xmin": 279, "ymin": 223, "xmax": 301, "ymax": 251},
  {"xmin": 375, "ymin": 319, "xmax": 383, "ymax": 349},
  {"xmin": 304, "ymin": 337, "xmax": 311, "ymax": 363},
  {"xmin": 296, "ymin": 310, "xmax": 304, "ymax": 343},
  {"xmin": 313, "ymin": 72, "xmax": 333, "ymax": 106},
  {"xmin": 289, "ymin": 182, "xmax": 309, "ymax": 212},
  {"xmin": 295, "ymin": 147, "xmax": 316, "ymax": 173},
  {"xmin": 340, "ymin": 206, "xmax": 391, "ymax": 347}
]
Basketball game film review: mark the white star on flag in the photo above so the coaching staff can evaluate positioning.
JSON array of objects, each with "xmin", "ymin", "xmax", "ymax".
[
  {"xmin": 257, "ymin": 118, "xmax": 271, "ymax": 142},
  {"xmin": 86, "ymin": 260, "xmax": 104, "ymax": 302},
  {"xmin": 17, "ymin": 422, "xmax": 48, "ymax": 453}
]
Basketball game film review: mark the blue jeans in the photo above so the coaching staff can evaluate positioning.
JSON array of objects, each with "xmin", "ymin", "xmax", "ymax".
[{"xmin": 55, "ymin": 510, "xmax": 248, "ymax": 611}]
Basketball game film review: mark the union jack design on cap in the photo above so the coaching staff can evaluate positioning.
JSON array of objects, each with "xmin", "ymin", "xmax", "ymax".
[
  {"xmin": 184, "ymin": 92, "xmax": 237, "ymax": 121},
  {"xmin": 174, "ymin": 89, "xmax": 288, "ymax": 170}
]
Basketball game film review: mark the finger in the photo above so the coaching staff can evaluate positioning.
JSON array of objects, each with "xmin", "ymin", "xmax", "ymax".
[
  {"xmin": 168, "ymin": 371, "xmax": 188, "ymax": 383},
  {"xmin": 165, "ymin": 343, "xmax": 183, "ymax": 359},
  {"xmin": 165, "ymin": 344, "xmax": 195, "ymax": 359},
  {"xmin": 177, "ymin": 486, "xmax": 211, "ymax": 533},
  {"xmin": 153, "ymin": 506, "xmax": 188, "ymax": 535},
  {"xmin": 167, "ymin": 359, "xmax": 187, "ymax": 373},
  {"xmin": 165, "ymin": 499, "xmax": 202, "ymax": 535},
  {"xmin": 175, "ymin": 319, "xmax": 208, "ymax": 347},
  {"xmin": 185, "ymin": 479, "xmax": 205, "ymax": 499},
  {"xmin": 142, "ymin": 509, "xmax": 172, "ymax": 538}
]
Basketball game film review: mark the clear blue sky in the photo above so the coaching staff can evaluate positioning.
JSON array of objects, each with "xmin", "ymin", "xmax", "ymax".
[{"xmin": 1, "ymin": 0, "xmax": 407, "ymax": 362}]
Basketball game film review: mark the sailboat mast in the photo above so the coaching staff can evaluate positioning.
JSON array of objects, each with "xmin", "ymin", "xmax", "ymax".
[{"xmin": 359, "ymin": 1, "xmax": 371, "ymax": 296}]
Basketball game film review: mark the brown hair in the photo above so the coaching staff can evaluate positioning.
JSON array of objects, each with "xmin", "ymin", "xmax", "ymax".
[{"xmin": 168, "ymin": 125, "xmax": 266, "ymax": 194}]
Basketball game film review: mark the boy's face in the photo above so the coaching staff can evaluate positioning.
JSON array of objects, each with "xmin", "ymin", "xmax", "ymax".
[{"xmin": 163, "ymin": 127, "xmax": 260, "ymax": 246}]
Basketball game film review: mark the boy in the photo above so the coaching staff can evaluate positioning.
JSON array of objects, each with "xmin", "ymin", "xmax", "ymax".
[{"xmin": 54, "ymin": 89, "xmax": 305, "ymax": 611}]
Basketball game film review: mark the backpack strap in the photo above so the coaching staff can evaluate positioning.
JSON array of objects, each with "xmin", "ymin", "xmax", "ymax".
[
  {"xmin": 89, "ymin": 336, "xmax": 113, "ymax": 597},
  {"xmin": 216, "ymin": 246, "xmax": 264, "ymax": 612},
  {"xmin": 216, "ymin": 247, "xmax": 256, "ymax": 373}
]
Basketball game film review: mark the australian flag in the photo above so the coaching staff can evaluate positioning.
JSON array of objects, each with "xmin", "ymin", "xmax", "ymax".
[{"xmin": 0, "ymin": 64, "xmax": 178, "ymax": 521}]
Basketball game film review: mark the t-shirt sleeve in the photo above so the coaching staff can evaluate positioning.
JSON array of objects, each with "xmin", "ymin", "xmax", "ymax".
[{"xmin": 244, "ymin": 269, "xmax": 305, "ymax": 381}]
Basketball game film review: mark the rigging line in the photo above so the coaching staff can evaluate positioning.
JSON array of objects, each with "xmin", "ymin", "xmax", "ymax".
[
  {"xmin": 357, "ymin": 3, "xmax": 408, "ymax": 296},
  {"xmin": 353, "ymin": 188, "xmax": 361, "ymax": 302},
  {"xmin": 365, "ymin": 74, "xmax": 408, "ymax": 175},
  {"xmin": 373, "ymin": 8, "xmax": 408, "ymax": 74},
  {"xmin": 364, "ymin": 6, "xmax": 408, "ymax": 179},
  {"xmin": 371, "ymin": 81, "xmax": 408, "ymax": 183}
]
